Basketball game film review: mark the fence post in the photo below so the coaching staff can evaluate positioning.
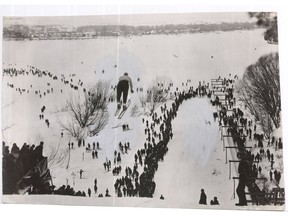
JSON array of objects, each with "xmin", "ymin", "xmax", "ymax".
[
  {"xmin": 229, "ymin": 161, "xmax": 231, "ymax": 179},
  {"xmin": 223, "ymin": 133, "xmax": 225, "ymax": 151},
  {"xmin": 226, "ymin": 147, "xmax": 228, "ymax": 164},
  {"xmin": 233, "ymin": 178, "xmax": 236, "ymax": 199}
]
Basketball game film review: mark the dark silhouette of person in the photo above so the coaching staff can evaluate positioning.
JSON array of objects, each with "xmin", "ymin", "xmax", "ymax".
[
  {"xmin": 34, "ymin": 141, "xmax": 44, "ymax": 162},
  {"xmin": 94, "ymin": 184, "xmax": 98, "ymax": 194},
  {"xmin": 236, "ymin": 152, "xmax": 249, "ymax": 206},
  {"xmin": 199, "ymin": 189, "xmax": 207, "ymax": 205},
  {"xmin": 105, "ymin": 188, "xmax": 111, "ymax": 197},
  {"xmin": 116, "ymin": 72, "xmax": 134, "ymax": 110},
  {"xmin": 210, "ymin": 196, "xmax": 219, "ymax": 205},
  {"xmin": 270, "ymin": 170, "xmax": 273, "ymax": 181}
]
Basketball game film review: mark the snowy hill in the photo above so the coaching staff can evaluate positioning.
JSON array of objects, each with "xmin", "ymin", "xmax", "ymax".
[{"xmin": 2, "ymin": 29, "xmax": 284, "ymax": 210}]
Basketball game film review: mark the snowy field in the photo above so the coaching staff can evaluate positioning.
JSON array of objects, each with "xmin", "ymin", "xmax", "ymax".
[{"xmin": 2, "ymin": 29, "xmax": 282, "ymax": 209}]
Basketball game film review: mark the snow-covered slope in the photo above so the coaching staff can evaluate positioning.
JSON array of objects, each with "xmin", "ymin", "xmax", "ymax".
[{"xmin": 2, "ymin": 30, "xmax": 283, "ymax": 210}]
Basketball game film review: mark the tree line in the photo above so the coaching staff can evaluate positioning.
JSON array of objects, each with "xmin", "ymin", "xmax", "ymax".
[
  {"xmin": 236, "ymin": 13, "xmax": 280, "ymax": 138},
  {"xmin": 3, "ymin": 22, "xmax": 258, "ymax": 40}
]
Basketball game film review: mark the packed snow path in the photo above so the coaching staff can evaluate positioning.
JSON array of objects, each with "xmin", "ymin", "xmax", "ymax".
[{"xmin": 152, "ymin": 98, "xmax": 235, "ymax": 208}]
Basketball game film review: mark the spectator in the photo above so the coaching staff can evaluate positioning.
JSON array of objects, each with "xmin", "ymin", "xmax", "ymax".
[
  {"xmin": 199, "ymin": 189, "xmax": 207, "ymax": 205},
  {"xmin": 210, "ymin": 197, "xmax": 219, "ymax": 205}
]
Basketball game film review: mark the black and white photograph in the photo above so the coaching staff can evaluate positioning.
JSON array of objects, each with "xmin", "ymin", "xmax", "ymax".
[{"xmin": 1, "ymin": 8, "xmax": 286, "ymax": 211}]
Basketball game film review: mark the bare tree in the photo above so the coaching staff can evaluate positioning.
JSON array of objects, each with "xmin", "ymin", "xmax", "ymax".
[
  {"xmin": 239, "ymin": 53, "xmax": 281, "ymax": 128},
  {"xmin": 57, "ymin": 118, "xmax": 86, "ymax": 140},
  {"xmin": 47, "ymin": 140, "xmax": 70, "ymax": 169},
  {"xmin": 88, "ymin": 109, "xmax": 109, "ymax": 136},
  {"xmin": 66, "ymin": 83, "xmax": 109, "ymax": 128},
  {"xmin": 130, "ymin": 104, "xmax": 140, "ymax": 117},
  {"xmin": 89, "ymin": 81, "xmax": 110, "ymax": 110},
  {"xmin": 236, "ymin": 80, "xmax": 260, "ymax": 121},
  {"xmin": 259, "ymin": 111, "xmax": 273, "ymax": 139},
  {"xmin": 249, "ymin": 12, "xmax": 278, "ymax": 44},
  {"xmin": 58, "ymin": 81, "xmax": 110, "ymax": 139},
  {"xmin": 143, "ymin": 76, "xmax": 171, "ymax": 114}
]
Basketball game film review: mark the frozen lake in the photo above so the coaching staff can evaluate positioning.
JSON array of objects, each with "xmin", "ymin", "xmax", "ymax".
[{"xmin": 2, "ymin": 29, "xmax": 278, "ymax": 88}]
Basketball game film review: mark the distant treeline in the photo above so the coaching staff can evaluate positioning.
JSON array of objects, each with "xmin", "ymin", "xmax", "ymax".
[
  {"xmin": 3, "ymin": 22, "xmax": 257, "ymax": 41},
  {"xmin": 77, "ymin": 22, "xmax": 257, "ymax": 33}
]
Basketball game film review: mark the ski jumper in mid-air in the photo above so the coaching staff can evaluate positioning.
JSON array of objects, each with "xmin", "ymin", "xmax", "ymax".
[{"xmin": 117, "ymin": 72, "xmax": 134, "ymax": 110}]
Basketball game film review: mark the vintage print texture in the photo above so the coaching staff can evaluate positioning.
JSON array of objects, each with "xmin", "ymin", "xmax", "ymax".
[{"xmin": 1, "ymin": 12, "xmax": 285, "ymax": 210}]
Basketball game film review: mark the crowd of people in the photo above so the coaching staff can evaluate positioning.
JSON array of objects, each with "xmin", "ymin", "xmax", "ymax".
[
  {"xmin": 3, "ymin": 64, "xmax": 284, "ymax": 207},
  {"xmin": 2, "ymin": 141, "xmax": 48, "ymax": 194},
  {"xmin": 211, "ymin": 76, "xmax": 284, "ymax": 206},
  {"xmin": 2, "ymin": 140, "xmax": 107, "ymax": 197},
  {"xmin": 53, "ymin": 184, "xmax": 86, "ymax": 197},
  {"xmin": 4, "ymin": 66, "xmax": 58, "ymax": 97},
  {"xmin": 111, "ymin": 78, "xmax": 216, "ymax": 199},
  {"xmin": 3, "ymin": 65, "xmax": 88, "ymax": 101}
]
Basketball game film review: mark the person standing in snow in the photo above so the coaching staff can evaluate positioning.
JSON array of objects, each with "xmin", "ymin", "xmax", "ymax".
[
  {"xmin": 236, "ymin": 152, "xmax": 249, "ymax": 206},
  {"xmin": 276, "ymin": 171, "xmax": 281, "ymax": 184},
  {"xmin": 267, "ymin": 149, "xmax": 271, "ymax": 161},
  {"xmin": 116, "ymin": 72, "xmax": 134, "ymax": 110},
  {"xmin": 94, "ymin": 184, "xmax": 98, "ymax": 194},
  {"xmin": 199, "ymin": 189, "xmax": 207, "ymax": 205},
  {"xmin": 270, "ymin": 170, "xmax": 273, "ymax": 181},
  {"xmin": 105, "ymin": 188, "xmax": 111, "ymax": 197}
]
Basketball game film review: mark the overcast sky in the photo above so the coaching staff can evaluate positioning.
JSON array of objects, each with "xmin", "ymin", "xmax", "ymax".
[{"xmin": 3, "ymin": 12, "xmax": 256, "ymax": 27}]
